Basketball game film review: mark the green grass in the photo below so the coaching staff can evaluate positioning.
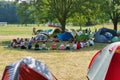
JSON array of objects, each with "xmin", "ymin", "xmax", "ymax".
[
  {"xmin": 0, "ymin": 24, "xmax": 117, "ymax": 36},
  {"xmin": 0, "ymin": 26, "xmax": 33, "ymax": 36},
  {"xmin": 0, "ymin": 24, "xmax": 116, "ymax": 80}
]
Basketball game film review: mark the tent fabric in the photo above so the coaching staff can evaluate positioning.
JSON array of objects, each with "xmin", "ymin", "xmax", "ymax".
[
  {"xmin": 69, "ymin": 29, "xmax": 77, "ymax": 38},
  {"xmin": 87, "ymin": 42, "xmax": 120, "ymax": 80},
  {"xmin": 2, "ymin": 68, "xmax": 9, "ymax": 80},
  {"xmin": 76, "ymin": 34, "xmax": 88, "ymax": 41},
  {"xmin": 100, "ymin": 28, "xmax": 117, "ymax": 36},
  {"xmin": 19, "ymin": 64, "xmax": 48, "ymax": 80},
  {"xmin": 36, "ymin": 33, "xmax": 49, "ymax": 41},
  {"xmin": 2, "ymin": 57, "xmax": 57, "ymax": 80},
  {"xmin": 111, "ymin": 36, "xmax": 120, "ymax": 42},
  {"xmin": 105, "ymin": 46, "xmax": 120, "ymax": 80},
  {"xmin": 88, "ymin": 50, "xmax": 102, "ymax": 69},
  {"xmin": 57, "ymin": 32, "xmax": 73, "ymax": 41},
  {"xmin": 36, "ymin": 29, "xmax": 43, "ymax": 34},
  {"xmin": 94, "ymin": 28, "xmax": 117, "ymax": 43},
  {"xmin": 49, "ymin": 28, "xmax": 62, "ymax": 36},
  {"xmin": 44, "ymin": 29, "xmax": 53, "ymax": 34}
]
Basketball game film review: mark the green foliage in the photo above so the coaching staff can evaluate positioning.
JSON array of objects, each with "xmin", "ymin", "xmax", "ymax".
[
  {"xmin": 16, "ymin": 1, "xmax": 32, "ymax": 25},
  {"xmin": 72, "ymin": 13, "xmax": 87, "ymax": 29},
  {"xmin": 13, "ymin": 0, "xmax": 120, "ymax": 31},
  {"xmin": 45, "ymin": 0, "xmax": 78, "ymax": 32},
  {"xmin": 99, "ymin": 0, "xmax": 120, "ymax": 30}
]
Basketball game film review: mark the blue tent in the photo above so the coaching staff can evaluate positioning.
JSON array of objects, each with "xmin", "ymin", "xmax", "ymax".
[
  {"xmin": 94, "ymin": 28, "xmax": 117, "ymax": 43},
  {"xmin": 57, "ymin": 32, "xmax": 73, "ymax": 41}
]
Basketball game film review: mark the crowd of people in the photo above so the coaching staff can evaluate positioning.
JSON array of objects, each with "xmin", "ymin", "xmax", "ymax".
[{"xmin": 10, "ymin": 37, "xmax": 94, "ymax": 51}]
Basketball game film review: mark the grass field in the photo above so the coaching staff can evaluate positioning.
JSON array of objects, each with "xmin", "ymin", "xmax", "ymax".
[{"xmin": 0, "ymin": 24, "xmax": 115, "ymax": 80}]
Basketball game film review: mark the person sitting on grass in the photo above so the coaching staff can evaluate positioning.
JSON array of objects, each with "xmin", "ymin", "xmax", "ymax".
[
  {"xmin": 84, "ymin": 39, "xmax": 89, "ymax": 47},
  {"xmin": 77, "ymin": 41, "xmax": 81, "ymax": 49},
  {"xmin": 20, "ymin": 40, "xmax": 26, "ymax": 49},
  {"xmin": 34, "ymin": 41, "xmax": 40, "ymax": 50},
  {"xmin": 11, "ymin": 39, "xmax": 19, "ymax": 48},
  {"xmin": 59, "ymin": 43, "xmax": 65, "ymax": 50},
  {"xmin": 80, "ymin": 41, "xmax": 84, "ymax": 48},
  {"xmin": 28, "ymin": 42, "xmax": 32, "ymax": 49},
  {"xmin": 89, "ymin": 39, "xmax": 94, "ymax": 46},
  {"xmin": 52, "ymin": 35, "xmax": 59, "ymax": 42},
  {"xmin": 65, "ymin": 42, "xmax": 71, "ymax": 50},
  {"xmin": 29, "ymin": 37, "xmax": 34, "ymax": 43},
  {"xmin": 16, "ymin": 38, "xmax": 20, "ymax": 44},
  {"xmin": 72, "ymin": 41, "xmax": 77, "ymax": 50},
  {"xmin": 41, "ymin": 41, "xmax": 48, "ymax": 50},
  {"xmin": 51, "ymin": 41, "xmax": 57, "ymax": 50}
]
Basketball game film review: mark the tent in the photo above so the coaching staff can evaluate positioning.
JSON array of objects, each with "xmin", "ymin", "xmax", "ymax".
[
  {"xmin": 69, "ymin": 29, "xmax": 77, "ymax": 38},
  {"xmin": 44, "ymin": 29, "xmax": 53, "ymax": 34},
  {"xmin": 36, "ymin": 29, "xmax": 43, "ymax": 34},
  {"xmin": 76, "ymin": 34, "xmax": 88, "ymax": 41},
  {"xmin": 57, "ymin": 32, "xmax": 73, "ymax": 41},
  {"xmin": 36, "ymin": 33, "xmax": 49, "ymax": 41},
  {"xmin": 94, "ymin": 28, "xmax": 117, "ymax": 43},
  {"xmin": 2, "ymin": 57, "xmax": 57, "ymax": 80},
  {"xmin": 49, "ymin": 28, "xmax": 62, "ymax": 36},
  {"xmin": 87, "ymin": 42, "xmax": 120, "ymax": 80},
  {"xmin": 111, "ymin": 36, "xmax": 120, "ymax": 42}
]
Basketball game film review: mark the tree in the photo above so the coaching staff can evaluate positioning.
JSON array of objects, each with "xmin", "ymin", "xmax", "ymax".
[
  {"xmin": 74, "ymin": 0, "xmax": 101, "ymax": 27},
  {"xmin": 20, "ymin": 0, "xmax": 80, "ymax": 32},
  {"xmin": 15, "ymin": 0, "xmax": 49, "ymax": 26},
  {"xmin": 100, "ymin": 0, "xmax": 120, "ymax": 31},
  {"xmin": 15, "ymin": 0, "xmax": 104, "ymax": 30},
  {"xmin": 16, "ymin": 1, "xmax": 32, "ymax": 26},
  {"xmin": 44, "ymin": 0, "xmax": 78, "ymax": 32},
  {"xmin": 72, "ymin": 13, "xmax": 87, "ymax": 30}
]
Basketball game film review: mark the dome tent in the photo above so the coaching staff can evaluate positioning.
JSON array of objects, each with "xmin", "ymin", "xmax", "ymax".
[
  {"xmin": 2, "ymin": 57, "xmax": 57, "ymax": 80},
  {"xmin": 57, "ymin": 32, "xmax": 73, "ymax": 41},
  {"xmin": 49, "ymin": 28, "xmax": 62, "ymax": 36},
  {"xmin": 111, "ymin": 36, "xmax": 120, "ymax": 42},
  {"xmin": 35, "ymin": 33, "xmax": 49, "ymax": 41},
  {"xmin": 94, "ymin": 28, "xmax": 117, "ymax": 43},
  {"xmin": 87, "ymin": 42, "xmax": 120, "ymax": 80}
]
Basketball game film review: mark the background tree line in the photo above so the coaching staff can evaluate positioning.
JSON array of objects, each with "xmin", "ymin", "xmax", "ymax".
[
  {"xmin": 0, "ymin": 1, "xmax": 19, "ymax": 24},
  {"xmin": 0, "ymin": 0, "xmax": 120, "ymax": 32}
]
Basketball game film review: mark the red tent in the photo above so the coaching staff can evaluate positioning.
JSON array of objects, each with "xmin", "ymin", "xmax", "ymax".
[
  {"xmin": 87, "ymin": 42, "xmax": 120, "ymax": 80},
  {"xmin": 2, "ymin": 57, "xmax": 57, "ymax": 80}
]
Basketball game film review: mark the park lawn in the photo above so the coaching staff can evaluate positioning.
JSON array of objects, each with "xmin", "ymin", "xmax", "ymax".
[
  {"xmin": 0, "ymin": 43, "xmax": 108, "ymax": 80},
  {"xmin": 0, "ymin": 24, "xmax": 116, "ymax": 36},
  {"xmin": 0, "ymin": 24, "xmax": 114, "ymax": 80}
]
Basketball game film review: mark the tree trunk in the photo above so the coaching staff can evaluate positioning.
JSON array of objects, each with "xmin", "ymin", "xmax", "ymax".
[
  {"xmin": 60, "ymin": 19, "xmax": 66, "ymax": 33},
  {"xmin": 113, "ymin": 20, "xmax": 118, "ymax": 31},
  {"xmin": 80, "ymin": 25, "xmax": 82, "ymax": 30}
]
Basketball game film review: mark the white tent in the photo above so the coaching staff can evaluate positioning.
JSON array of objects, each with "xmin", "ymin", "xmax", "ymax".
[{"xmin": 87, "ymin": 42, "xmax": 120, "ymax": 80}]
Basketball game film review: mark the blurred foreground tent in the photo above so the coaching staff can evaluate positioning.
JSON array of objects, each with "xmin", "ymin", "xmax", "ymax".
[
  {"xmin": 87, "ymin": 42, "xmax": 120, "ymax": 80},
  {"xmin": 2, "ymin": 57, "xmax": 57, "ymax": 80}
]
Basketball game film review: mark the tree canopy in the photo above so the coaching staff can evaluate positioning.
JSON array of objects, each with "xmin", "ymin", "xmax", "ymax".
[
  {"xmin": 98, "ymin": 0, "xmax": 120, "ymax": 31},
  {"xmin": 2, "ymin": 0, "xmax": 120, "ymax": 31}
]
